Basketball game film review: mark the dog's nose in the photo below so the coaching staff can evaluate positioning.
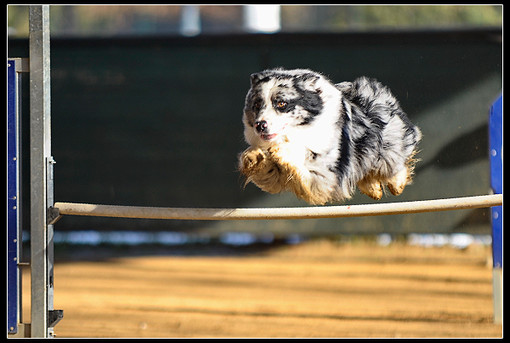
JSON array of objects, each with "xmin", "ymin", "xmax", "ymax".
[{"xmin": 255, "ymin": 120, "xmax": 268, "ymax": 133}]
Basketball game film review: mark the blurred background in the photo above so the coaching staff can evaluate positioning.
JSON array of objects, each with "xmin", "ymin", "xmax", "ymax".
[
  {"xmin": 8, "ymin": 5, "xmax": 502, "ymax": 37},
  {"xmin": 8, "ymin": 5, "xmax": 502, "ymax": 253}
]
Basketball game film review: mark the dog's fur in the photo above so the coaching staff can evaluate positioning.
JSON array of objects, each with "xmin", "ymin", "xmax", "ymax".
[{"xmin": 238, "ymin": 68, "xmax": 422, "ymax": 205}]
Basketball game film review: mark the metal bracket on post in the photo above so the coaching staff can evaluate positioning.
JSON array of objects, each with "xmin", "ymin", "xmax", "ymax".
[
  {"xmin": 48, "ymin": 206, "xmax": 62, "ymax": 226},
  {"xmin": 48, "ymin": 310, "xmax": 64, "ymax": 328}
]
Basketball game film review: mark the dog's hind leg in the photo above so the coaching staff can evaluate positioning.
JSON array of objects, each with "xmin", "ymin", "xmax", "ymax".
[
  {"xmin": 357, "ymin": 173, "xmax": 383, "ymax": 200},
  {"xmin": 386, "ymin": 167, "xmax": 409, "ymax": 196}
]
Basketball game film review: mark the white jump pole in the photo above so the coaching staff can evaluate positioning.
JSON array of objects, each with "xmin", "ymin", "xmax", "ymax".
[{"xmin": 53, "ymin": 194, "xmax": 502, "ymax": 221}]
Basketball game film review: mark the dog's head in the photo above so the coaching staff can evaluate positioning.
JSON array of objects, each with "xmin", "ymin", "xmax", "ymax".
[{"xmin": 242, "ymin": 68, "xmax": 331, "ymax": 146}]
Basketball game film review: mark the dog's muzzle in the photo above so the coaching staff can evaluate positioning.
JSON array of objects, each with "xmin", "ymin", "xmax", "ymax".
[
  {"xmin": 255, "ymin": 120, "xmax": 268, "ymax": 133},
  {"xmin": 255, "ymin": 120, "xmax": 280, "ymax": 141}
]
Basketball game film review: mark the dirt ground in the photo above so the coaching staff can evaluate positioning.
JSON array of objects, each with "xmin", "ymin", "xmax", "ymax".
[{"xmin": 23, "ymin": 240, "xmax": 502, "ymax": 338}]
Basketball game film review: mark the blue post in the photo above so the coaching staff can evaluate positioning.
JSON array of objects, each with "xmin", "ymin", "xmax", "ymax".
[
  {"xmin": 489, "ymin": 94, "xmax": 502, "ymax": 324},
  {"xmin": 7, "ymin": 59, "xmax": 21, "ymax": 335}
]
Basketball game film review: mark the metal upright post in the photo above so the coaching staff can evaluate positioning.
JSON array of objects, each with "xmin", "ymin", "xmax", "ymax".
[{"xmin": 29, "ymin": 5, "xmax": 61, "ymax": 337}]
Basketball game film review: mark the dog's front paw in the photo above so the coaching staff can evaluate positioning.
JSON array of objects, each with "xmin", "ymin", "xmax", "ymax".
[
  {"xmin": 239, "ymin": 148, "xmax": 268, "ymax": 176},
  {"xmin": 268, "ymin": 142, "xmax": 306, "ymax": 164},
  {"xmin": 267, "ymin": 144, "xmax": 289, "ymax": 165},
  {"xmin": 267, "ymin": 144, "xmax": 282, "ymax": 157}
]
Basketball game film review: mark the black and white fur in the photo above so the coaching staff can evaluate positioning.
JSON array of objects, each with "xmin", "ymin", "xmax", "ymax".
[{"xmin": 238, "ymin": 68, "xmax": 421, "ymax": 205}]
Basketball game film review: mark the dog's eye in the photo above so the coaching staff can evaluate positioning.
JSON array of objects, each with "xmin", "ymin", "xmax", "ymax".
[
  {"xmin": 252, "ymin": 100, "xmax": 262, "ymax": 111},
  {"xmin": 276, "ymin": 101, "xmax": 288, "ymax": 110}
]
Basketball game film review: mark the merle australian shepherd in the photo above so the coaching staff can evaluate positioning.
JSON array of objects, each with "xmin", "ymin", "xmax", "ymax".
[{"xmin": 238, "ymin": 68, "xmax": 421, "ymax": 205}]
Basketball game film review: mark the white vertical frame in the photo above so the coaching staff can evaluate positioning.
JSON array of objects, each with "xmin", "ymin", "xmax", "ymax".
[{"xmin": 29, "ymin": 5, "xmax": 54, "ymax": 338}]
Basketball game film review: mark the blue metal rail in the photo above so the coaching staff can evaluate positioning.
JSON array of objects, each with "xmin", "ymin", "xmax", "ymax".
[
  {"xmin": 8, "ymin": 58, "xmax": 21, "ymax": 335},
  {"xmin": 489, "ymin": 94, "xmax": 502, "ymax": 269}
]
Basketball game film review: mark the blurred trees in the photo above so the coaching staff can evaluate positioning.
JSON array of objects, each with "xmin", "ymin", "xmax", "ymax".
[
  {"xmin": 8, "ymin": 5, "xmax": 502, "ymax": 37},
  {"xmin": 282, "ymin": 5, "xmax": 502, "ymax": 31}
]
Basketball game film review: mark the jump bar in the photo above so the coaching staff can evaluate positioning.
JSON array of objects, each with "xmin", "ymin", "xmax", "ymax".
[{"xmin": 53, "ymin": 194, "xmax": 502, "ymax": 221}]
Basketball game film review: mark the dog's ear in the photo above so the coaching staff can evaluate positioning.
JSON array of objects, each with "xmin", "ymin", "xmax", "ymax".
[
  {"xmin": 296, "ymin": 73, "xmax": 320, "ymax": 92},
  {"xmin": 250, "ymin": 72, "xmax": 263, "ymax": 86}
]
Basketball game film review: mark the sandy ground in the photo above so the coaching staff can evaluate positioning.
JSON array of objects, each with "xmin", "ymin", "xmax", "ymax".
[{"xmin": 22, "ymin": 240, "xmax": 502, "ymax": 338}]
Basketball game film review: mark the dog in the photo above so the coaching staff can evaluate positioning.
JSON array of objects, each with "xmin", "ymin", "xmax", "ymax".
[{"xmin": 238, "ymin": 68, "xmax": 421, "ymax": 205}]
